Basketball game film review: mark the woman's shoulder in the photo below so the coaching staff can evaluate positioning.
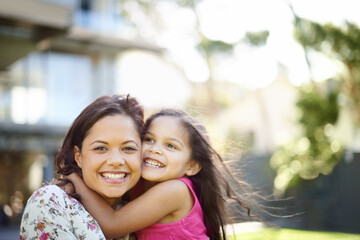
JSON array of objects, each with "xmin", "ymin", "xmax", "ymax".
[
  {"xmin": 29, "ymin": 184, "xmax": 64, "ymax": 197},
  {"xmin": 23, "ymin": 184, "xmax": 85, "ymax": 223},
  {"xmin": 26, "ymin": 184, "xmax": 74, "ymax": 206},
  {"xmin": 21, "ymin": 185, "xmax": 107, "ymax": 239}
]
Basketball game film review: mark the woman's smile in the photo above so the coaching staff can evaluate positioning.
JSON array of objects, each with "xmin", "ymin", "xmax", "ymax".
[{"xmin": 100, "ymin": 171, "xmax": 128, "ymax": 182}]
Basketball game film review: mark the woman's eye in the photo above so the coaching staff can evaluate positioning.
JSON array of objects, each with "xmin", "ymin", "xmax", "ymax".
[
  {"xmin": 123, "ymin": 146, "xmax": 137, "ymax": 152},
  {"xmin": 94, "ymin": 146, "xmax": 106, "ymax": 151}
]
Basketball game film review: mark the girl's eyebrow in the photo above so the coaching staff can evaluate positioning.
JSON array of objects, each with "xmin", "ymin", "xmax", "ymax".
[
  {"xmin": 146, "ymin": 131, "xmax": 184, "ymax": 147},
  {"xmin": 144, "ymin": 131, "xmax": 154, "ymax": 136},
  {"xmin": 169, "ymin": 137, "xmax": 184, "ymax": 147}
]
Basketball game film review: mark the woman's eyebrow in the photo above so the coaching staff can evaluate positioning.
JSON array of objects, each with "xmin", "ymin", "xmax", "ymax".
[
  {"xmin": 90, "ymin": 140, "xmax": 108, "ymax": 145},
  {"xmin": 90, "ymin": 140, "xmax": 139, "ymax": 147},
  {"xmin": 123, "ymin": 140, "xmax": 139, "ymax": 147}
]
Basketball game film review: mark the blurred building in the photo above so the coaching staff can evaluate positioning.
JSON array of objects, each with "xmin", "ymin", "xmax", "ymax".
[{"xmin": 0, "ymin": 0, "xmax": 162, "ymax": 229}]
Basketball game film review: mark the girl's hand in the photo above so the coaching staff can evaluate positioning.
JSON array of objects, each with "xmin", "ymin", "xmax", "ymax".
[
  {"xmin": 66, "ymin": 172, "xmax": 82, "ymax": 184},
  {"xmin": 65, "ymin": 173, "xmax": 87, "ymax": 193},
  {"xmin": 52, "ymin": 178, "xmax": 75, "ymax": 194}
]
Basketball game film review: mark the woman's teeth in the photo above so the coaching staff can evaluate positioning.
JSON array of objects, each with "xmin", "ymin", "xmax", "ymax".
[
  {"xmin": 101, "ymin": 173, "xmax": 126, "ymax": 180},
  {"xmin": 145, "ymin": 159, "xmax": 164, "ymax": 168}
]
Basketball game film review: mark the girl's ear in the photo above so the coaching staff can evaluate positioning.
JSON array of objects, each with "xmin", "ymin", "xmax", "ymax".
[
  {"xmin": 74, "ymin": 146, "xmax": 82, "ymax": 168},
  {"xmin": 185, "ymin": 160, "xmax": 201, "ymax": 176}
]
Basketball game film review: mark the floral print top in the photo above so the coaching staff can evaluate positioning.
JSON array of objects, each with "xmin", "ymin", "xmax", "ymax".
[{"xmin": 19, "ymin": 185, "xmax": 133, "ymax": 240}]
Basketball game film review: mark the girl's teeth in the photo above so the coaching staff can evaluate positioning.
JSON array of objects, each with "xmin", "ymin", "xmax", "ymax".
[
  {"xmin": 145, "ymin": 160, "xmax": 163, "ymax": 167},
  {"xmin": 102, "ymin": 173, "xmax": 125, "ymax": 179}
]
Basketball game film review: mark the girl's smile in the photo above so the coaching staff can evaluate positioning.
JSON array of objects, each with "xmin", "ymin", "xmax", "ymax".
[{"xmin": 143, "ymin": 157, "xmax": 165, "ymax": 168}]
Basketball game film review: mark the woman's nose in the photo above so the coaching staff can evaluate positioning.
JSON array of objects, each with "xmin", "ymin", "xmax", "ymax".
[{"xmin": 107, "ymin": 150, "xmax": 125, "ymax": 166}]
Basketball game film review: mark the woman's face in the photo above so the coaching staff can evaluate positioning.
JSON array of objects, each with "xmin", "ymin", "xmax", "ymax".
[{"xmin": 75, "ymin": 114, "xmax": 142, "ymax": 206}]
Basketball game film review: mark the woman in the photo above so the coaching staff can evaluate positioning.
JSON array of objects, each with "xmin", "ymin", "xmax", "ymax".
[{"xmin": 19, "ymin": 94, "xmax": 144, "ymax": 240}]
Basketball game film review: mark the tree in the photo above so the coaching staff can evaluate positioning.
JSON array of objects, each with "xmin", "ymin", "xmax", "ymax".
[{"xmin": 270, "ymin": 11, "xmax": 360, "ymax": 195}]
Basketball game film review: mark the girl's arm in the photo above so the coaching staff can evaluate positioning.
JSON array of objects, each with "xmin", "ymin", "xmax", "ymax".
[
  {"xmin": 66, "ymin": 173, "xmax": 117, "ymax": 235},
  {"xmin": 67, "ymin": 173, "xmax": 191, "ymax": 239}
]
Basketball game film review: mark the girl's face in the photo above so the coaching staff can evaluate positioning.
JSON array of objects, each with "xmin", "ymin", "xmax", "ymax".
[
  {"xmin": 141, "ymin": 116, "xmax": 199, "ymax": 182},
  {"xmin": 75, "ymin": 114, "xmax": 142, "ymax": 206}
]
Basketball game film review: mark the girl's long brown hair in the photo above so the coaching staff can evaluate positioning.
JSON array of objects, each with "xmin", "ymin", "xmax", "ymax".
[{"xmin": 143, "ymin": 109, "xmax": 256, "ymax": 240}]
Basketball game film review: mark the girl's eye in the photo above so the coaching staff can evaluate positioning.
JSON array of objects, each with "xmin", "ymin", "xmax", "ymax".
[
  {"xmin": 166, "ymin": 143, "xmax": 176, "ymax": 149},
  {"xmin": 144, "ymin": 137, "xmax": 154, "ymax": 143},
  {"xmin": 94, "ymin": 146, "xmax": 107, "ymax": 151}
]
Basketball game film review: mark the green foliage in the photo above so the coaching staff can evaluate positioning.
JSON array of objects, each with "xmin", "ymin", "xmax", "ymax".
[
  {"xmin": 294, "ymin": 18, "xmax": 360, "ymax": 65},
  {"xmin": 270, "ymin": 16, "xmax": 360, "ymax": 194},
  {"xmin": 293, "ymin": 18, "xmax": 360, "ymax": 124},
  {"xmin": 270, "ymin": 82, "xmax": 343, "ymax": 195},
  {"xmin": 296, "ymin": 86, "xmax": 339, "ymax": 143},
  {"xmin": 197, "ymin": 38, "xmax": 234, "ymax": 55},
  {"xmin": 174, "ymin": 0, "xmax": 201, "ymax": 7},
  {"xmin": 243, "ymin": 30, "xmax": 269, "ymax": 46}
]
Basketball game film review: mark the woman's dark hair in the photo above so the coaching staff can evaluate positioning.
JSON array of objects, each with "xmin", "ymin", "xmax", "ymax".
[
  {"xmin": 143, "ymin": 109, "xmax": 256, "ymax": 240},
  {"xmin": 55, "ymin": 94, "xmax": 144, "ymax": 187}
]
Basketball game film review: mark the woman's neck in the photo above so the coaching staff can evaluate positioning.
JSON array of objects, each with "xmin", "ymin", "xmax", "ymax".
[{"xmin": 103, "ymin": 197, "xmax": 122, "ymax": 209}]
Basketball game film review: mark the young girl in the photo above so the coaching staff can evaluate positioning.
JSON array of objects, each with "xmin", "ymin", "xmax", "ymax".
[{"xmin": 68, "ymin": 109, "xmax": 256, "ymax": 240}]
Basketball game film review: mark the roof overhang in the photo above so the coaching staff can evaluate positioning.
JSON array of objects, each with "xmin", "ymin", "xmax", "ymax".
[
  {"xmin": 0, "ymin": 0, "xmax": 164, "ymax": 69},
  {"xmin": 0, "ymin": 0, "xmax": 72, "ymax": 70},
  {"xmin": 0, "ymin": 0, "xmax": 72, "ymax": 29},
  {"xmin": 0, "ymin": 122, "xmax": 67, "ymax": 152},
  {"xmin": 50, "ymin": 27, "xmax": 164, "ymax": 55}
]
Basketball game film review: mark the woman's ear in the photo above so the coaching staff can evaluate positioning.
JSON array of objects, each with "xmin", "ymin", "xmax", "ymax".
[
  {"xmin": 185, "ymin": 160, "xmax": 201, "ymax": 176},
  {"xmin": 74, "ymin": 146, "xmax": 82, "ymax": 168}
]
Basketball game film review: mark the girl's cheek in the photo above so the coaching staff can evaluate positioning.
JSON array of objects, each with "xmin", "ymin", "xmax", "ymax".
[{"xmin": 141, "ymin": 144, "xmax": 149, "ymax": 152}]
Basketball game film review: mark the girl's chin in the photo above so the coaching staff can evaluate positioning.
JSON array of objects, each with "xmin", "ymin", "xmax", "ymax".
[{"xmin": 141, "ymin": 175, "xmax": 161, "ymax": 183}]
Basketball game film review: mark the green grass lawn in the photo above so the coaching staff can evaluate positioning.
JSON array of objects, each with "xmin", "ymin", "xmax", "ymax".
[{"xmin": 229, "ymin": 228, "xmax": 360, "ymax": 240}]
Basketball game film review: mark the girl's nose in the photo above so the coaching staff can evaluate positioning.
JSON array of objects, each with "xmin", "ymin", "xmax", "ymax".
[{"xmin": 149, "ymin": 145, "xmax": 162, "ymax": 155}]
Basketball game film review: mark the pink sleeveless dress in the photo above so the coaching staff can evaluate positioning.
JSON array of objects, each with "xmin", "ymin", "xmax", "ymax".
[{"xmin": 135, "ymin": 177, "xmax": 209, "ymax": 240}]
